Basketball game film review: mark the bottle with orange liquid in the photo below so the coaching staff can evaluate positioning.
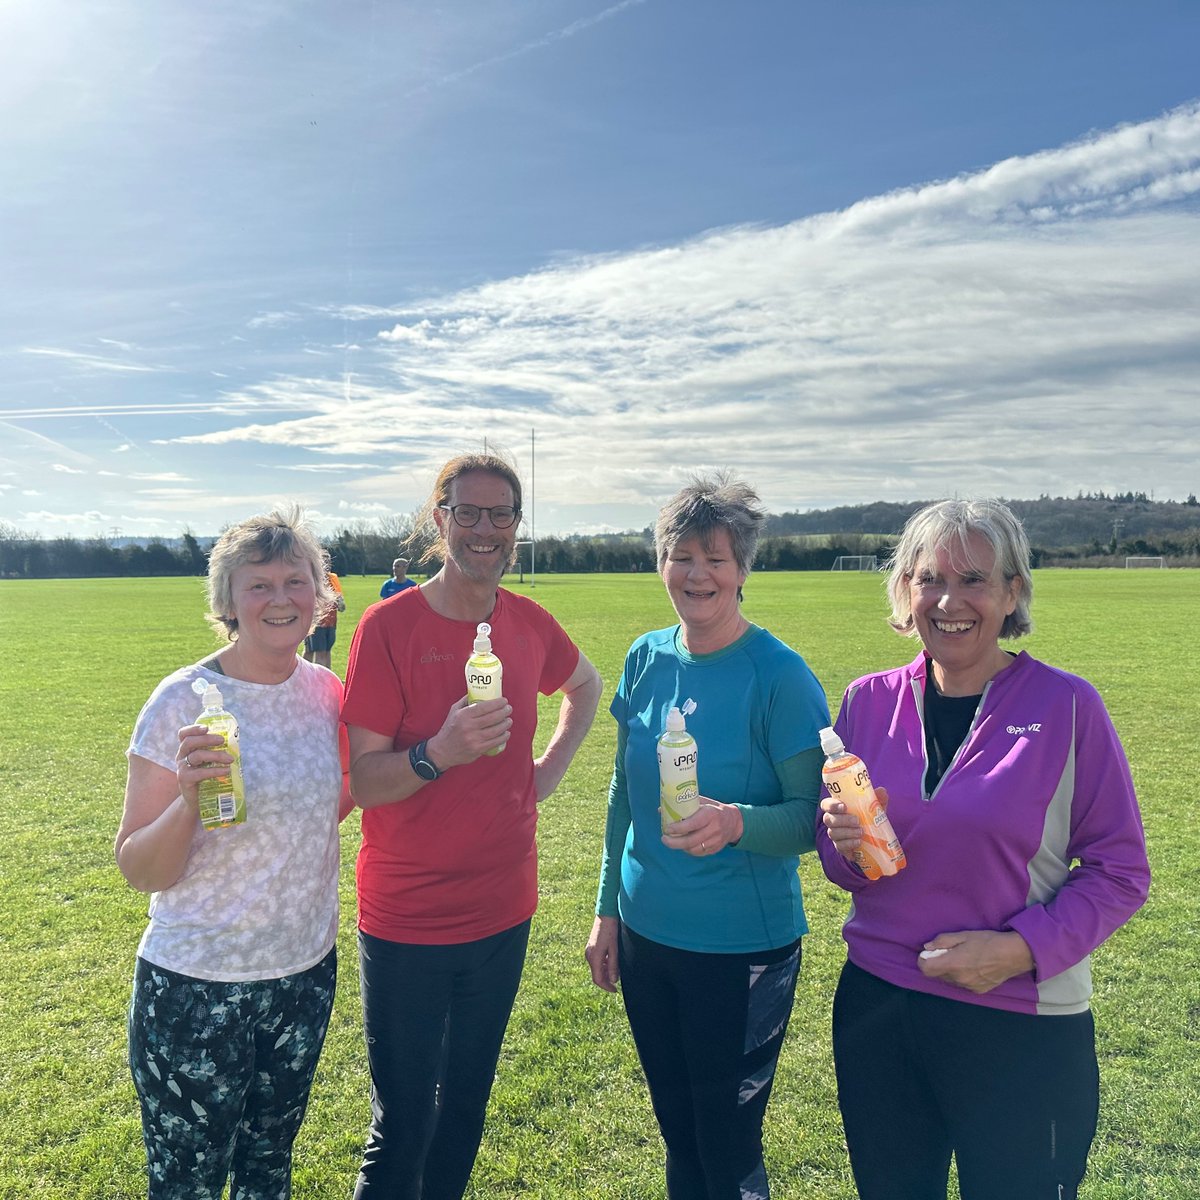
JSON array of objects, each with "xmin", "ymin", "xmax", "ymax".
[{"xmin": 819, "ymin": 726, "xmax": 906, "ymax": 880}]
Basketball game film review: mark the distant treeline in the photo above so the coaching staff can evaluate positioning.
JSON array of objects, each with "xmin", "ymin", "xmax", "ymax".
[{"xmin": 3, "ymin": 492, "xmax": 1199, "ymax": 579}]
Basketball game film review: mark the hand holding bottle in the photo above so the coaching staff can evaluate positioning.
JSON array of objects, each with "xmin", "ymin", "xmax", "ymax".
[
  {"xmin": 820, "ymin": 786, "xmax": 890, "ymax": 857},
  {"xmin": 819, "ymin": 727, "xmax": 906, "ymax": 879},
  {"xmin": 426, "ymin": 694, "xmax": 513, "ymax": 769},
  {"xmin": 661, "ymin": 799, "xmax": 744, "ymax": 856},
  {"xmin": 191, "ymin": 681, "xmax": 246, "ymax": 829}
]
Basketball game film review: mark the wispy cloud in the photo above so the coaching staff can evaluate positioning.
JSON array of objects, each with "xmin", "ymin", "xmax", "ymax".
[
  {"xmin": 4, "ymin": 396, "xmax": 322, "ymax": 421},
  {"xmin": 22, "ymin": 346, "xmax": 170, "ymax": 374},
  {"xmin": 160, "ymin": 104, "xmax": 1200, "ymax": 517},
  {"xmin": 275, "ymin": 462, "xmax": 383, "ymax": 473},
  {"xmin": 95, "ymin": 470, "xmax": 194, "ymax": 482}
]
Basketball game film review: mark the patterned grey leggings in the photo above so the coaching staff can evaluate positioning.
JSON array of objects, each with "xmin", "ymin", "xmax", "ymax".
[{"xmin": 127, "ymin": 948, "xmax": 336, "ymax": 1200}]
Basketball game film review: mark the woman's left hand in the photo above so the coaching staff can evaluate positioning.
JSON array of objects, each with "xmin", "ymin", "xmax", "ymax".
[
  {"xmin": 917, "ymin": 929, "xmax": 1035, "ymax": 994},
  {"xmin": 662, "ymin": 798, "xmax": 744, "ymax": 856}
]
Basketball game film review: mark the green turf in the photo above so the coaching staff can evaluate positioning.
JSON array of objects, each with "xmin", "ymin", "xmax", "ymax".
[{"xmin": 0, "ymin": 570, "xmax": 1195, "ymax": 1197}]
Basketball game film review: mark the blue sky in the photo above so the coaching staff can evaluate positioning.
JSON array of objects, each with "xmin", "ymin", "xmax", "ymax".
[{"xmin": 3, "ymin": 0, "xmax": 1199, "ymax": 538}]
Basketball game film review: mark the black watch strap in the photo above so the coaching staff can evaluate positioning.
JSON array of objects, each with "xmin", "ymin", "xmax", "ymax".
[{"xmin": 408, "ymin": 739, "xmax": 442, "ymax": 782}]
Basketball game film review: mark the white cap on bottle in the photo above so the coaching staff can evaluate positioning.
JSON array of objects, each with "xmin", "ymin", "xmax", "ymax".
[
  {"xmin": 819, "ymin": 726, "xmax": 844, "ymax": 755},
  {"xmin": 665, "ymin": 706, "xmax": 686, "ymax": 732},
  {"xmin": 192, "ymin": 678, "xmax": 223, "ymax": 709},
  {"xmin": 473, "ymin": 621, "xmax": 493, "ymax": 654}
]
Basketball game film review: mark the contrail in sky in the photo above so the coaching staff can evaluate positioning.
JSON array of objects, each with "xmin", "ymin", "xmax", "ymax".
[{"xmin": 405, "ymin": 0, "xmax": 649, "ymax": 98}]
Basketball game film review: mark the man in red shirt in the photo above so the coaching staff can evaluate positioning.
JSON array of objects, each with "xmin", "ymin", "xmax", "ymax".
[{"xmin": 342, "ymin": 452, "xmax": 602, "ymax": 1200}]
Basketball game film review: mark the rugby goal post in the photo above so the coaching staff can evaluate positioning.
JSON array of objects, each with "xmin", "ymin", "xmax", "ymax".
[
  {"xmin": 1124, "ymin": 556, "xmax": 1165, "ymax": 568},
  {"xmin": 831, "ymin": 555, "xmax": 879, "ymax": 572},
  {"xmin": 515, "ymin": 539, "xmax": 535, "ymax": 585}
]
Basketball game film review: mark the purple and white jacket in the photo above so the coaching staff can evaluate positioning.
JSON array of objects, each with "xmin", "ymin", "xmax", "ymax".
[{"xmin": 816, "ymin": 651, "xmax": 1149, "ymax": 1015}]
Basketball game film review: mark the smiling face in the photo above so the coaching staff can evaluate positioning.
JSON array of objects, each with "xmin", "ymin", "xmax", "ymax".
[
  {"xmin": 228, "ymin": 556, "xmax": 317, "ymax": 656},
  {"xmin": 662, "ymin": 527, "xmax": 748, "ymax": 651},
  {"xmin": 908, "ymin": 531, "xmax": 1022, "ymax": 695},
  {"xmin": 434, "ymin": 470, "xmax": 518, "ymax": 589}
]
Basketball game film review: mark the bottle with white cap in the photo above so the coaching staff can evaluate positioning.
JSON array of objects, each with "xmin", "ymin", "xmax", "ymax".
[
  {"xmin": 465, "ymin": 621, "xmax": 504, "ymax": 756},
  {"xmin": 657, "ymin": 706, "xmax": 700, "ymax": 831},
  {"xmin": 819, "ymin": 726, "xmax": 905, "ymax": 879},
  {"xmin": 191, "ymin": 679, "xmax": 245, "ymax": 829}
]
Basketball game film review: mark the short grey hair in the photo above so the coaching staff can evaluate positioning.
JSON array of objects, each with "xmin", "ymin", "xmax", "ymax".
[
  {"xmin": 205, "ymin": 505, "xmax": 334, "ymax": 640},
  {"xmin": 886, "ymin": 498, "xmax": 1033, "ymax": 640},
  {"xmin": 655, "ymin": 473, "xmax": 766, "ymax": 576}
]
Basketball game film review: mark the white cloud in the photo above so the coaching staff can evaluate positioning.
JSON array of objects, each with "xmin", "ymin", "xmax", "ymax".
[
  {"xmin": 7, "ymin": 102, "xmax": 1198, "ymax": 537},
  {"xmin": 19, "ymin": 509, "xmax": 109, "ymax": 525},
  {"xmin": 247, "ymin": 311, "xmax": 303, "ymax": 330},
  {"xmin": 22, "ymin": 346, "xmax": 169, "ymax": 374},
  {"xmin": 378, "ymin": 320, "xmax": 437, "ymax": 344},
  {"xmin": 275, "ymin": 462, "xmax": 382, "ymax": 473},
  {"xmin": 154, "ymin": 104, "xmax": 1200, "ymax": 521},
  {"xmin": 337, "ymin": 500, "xmax": 390, "ymax": 513}
]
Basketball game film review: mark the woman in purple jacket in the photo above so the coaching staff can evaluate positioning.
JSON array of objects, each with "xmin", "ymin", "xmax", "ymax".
[{"xmin": 818, "ymin": 498, "xmax": 1149, "ymax": 1200}]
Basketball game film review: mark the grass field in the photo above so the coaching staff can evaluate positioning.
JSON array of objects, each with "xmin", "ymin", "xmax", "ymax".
[{"xmin": 1, "ymin": 569, "xmax": 1197, "ymax": 1198}]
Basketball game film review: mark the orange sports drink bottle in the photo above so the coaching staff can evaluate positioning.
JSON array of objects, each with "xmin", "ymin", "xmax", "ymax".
[{"xmin": 819, "ymin": 726, "xmax": 906, "ymax": 880}]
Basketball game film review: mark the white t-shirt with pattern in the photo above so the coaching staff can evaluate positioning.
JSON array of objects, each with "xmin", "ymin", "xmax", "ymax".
[{"xmin": 127, "ymin": 658, "xmax": 343, "ymax": 982}]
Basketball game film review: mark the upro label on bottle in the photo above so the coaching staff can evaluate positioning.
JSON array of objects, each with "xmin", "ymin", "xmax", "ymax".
[
  {"xmin": 196, "ymin": 712, "xmax": 245, "ymax": 829},
  {"xmin": 822, "ymin": 756, "xmax": 905, "ymax": 879},
  {"xmin": 466, "ymin": 622, "xmax": 504, "ymax": 756},
  {"xmin": 658, "ymin": 732, "xmax": 700, "ymax": 830}
]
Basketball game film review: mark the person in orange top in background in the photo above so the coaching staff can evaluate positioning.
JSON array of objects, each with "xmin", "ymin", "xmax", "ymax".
[{"xmin": 303, "ymin": 570, "xmax": 345, "ymax": 669}]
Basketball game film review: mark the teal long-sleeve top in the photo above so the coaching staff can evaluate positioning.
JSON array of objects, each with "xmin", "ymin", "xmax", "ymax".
[{"xmin": 594, "ymin": 624, "xmax": 829, "ymax": 954}]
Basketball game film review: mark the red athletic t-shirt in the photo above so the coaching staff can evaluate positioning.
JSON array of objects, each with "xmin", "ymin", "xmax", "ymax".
[{"xmin": 341, "ymin": 586, "xmax": 580, "ymax": 944}]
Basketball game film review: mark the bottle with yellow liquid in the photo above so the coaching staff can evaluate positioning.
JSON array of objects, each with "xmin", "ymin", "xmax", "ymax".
[
  {"xmin": 820, "ymin": 726, "xmax": 905, "ymax": 879},
  {"xmin": 657, "ymin": 706, "xmax": 700, "ymax": 831},
  {"xmin": 192, "ymin": 680, "xmax": 245, "ymax": 830},
  {"xmin": 465, "ymin": 621, "xmax": 504, "ymax": 756}
]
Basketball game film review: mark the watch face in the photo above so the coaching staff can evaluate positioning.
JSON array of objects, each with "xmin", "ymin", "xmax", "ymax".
[{"xmin": 410, "ymin": 742, "xmax": 438, "ymax": 781}]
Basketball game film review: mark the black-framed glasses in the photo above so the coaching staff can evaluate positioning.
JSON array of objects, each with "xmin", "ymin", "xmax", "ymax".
[{"xmin": 439, "ymin": 504, "xmax": 521, "ymax": 529}]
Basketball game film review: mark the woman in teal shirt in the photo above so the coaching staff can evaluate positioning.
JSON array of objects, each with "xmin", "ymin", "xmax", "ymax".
[{"xmin": 585, "ymin": 473, "xmax": 829, "ymax": 1200}]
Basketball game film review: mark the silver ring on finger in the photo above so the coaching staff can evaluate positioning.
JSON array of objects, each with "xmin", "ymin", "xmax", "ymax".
[
  {"xmin": 184, "ymin": 754, "xmax": 194, "ymax": 769},
  {"xmin": 701, "ymin": 841, "xmax": 707, "ymax": 853}
]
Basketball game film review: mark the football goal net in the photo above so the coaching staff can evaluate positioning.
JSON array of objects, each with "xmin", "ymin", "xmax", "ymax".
[
  {"xmin": 831, "ymin": 555, "xmax": 879, "ymax": 572},
  {"xmin": 1124, "ymin": 556, "xmax": 1165, "ymax": 568}
]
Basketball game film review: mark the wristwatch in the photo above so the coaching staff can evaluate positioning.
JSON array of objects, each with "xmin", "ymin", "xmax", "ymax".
[{"xmin": 408, "ymin": 739, "xmax": 443, "ymax": 782}]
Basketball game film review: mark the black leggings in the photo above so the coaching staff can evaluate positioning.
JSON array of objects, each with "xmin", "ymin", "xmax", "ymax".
[
  {"xmin": 128, "ymin": 948, "xmax": 336, "ymax": 1200},
  {"xmin": 832, "ymin": 960, "xmax": 1099, "ymax": 1200},
  {"xmin": 619, "ymin": 923, "xmax": 801, "ymax": 1200},
  {"xmin": 353, "ymin": 921, "xmax": 530, "ymax": 1200}
]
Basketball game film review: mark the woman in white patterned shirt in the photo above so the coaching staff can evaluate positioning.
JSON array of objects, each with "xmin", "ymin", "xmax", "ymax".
[{"xmin": 116, "ymin": 506, "xmax": 350, "ymax": 1200}]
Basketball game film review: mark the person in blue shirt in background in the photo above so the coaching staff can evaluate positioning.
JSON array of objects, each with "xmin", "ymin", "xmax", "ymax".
[
  {"xmin": 585, "ymin": 472, "xmax": 829, "ymax": 1200},
  {"xmin": 379, "ymin": 557, "xmax": 418, "ymax": 600}
]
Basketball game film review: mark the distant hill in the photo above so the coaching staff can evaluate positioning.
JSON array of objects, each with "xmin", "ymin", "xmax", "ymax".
[{"xmin": 765, "ymin": 494, "xmax": 1200, "ymax": 548}]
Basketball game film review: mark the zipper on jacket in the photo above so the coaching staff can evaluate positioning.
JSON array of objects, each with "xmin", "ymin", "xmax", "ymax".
[{"xmin": 917, "ymin": 670, "xmax": 996, "ymax": 802}]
